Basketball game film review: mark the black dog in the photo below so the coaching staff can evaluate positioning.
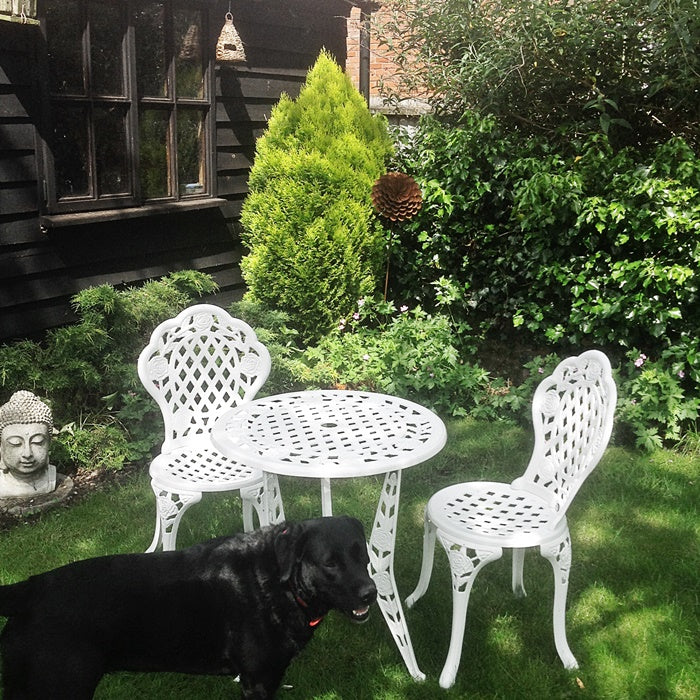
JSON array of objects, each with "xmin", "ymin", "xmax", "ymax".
[{"xmin": 0, "ymin": 516, "xmax": 376, "ymax": 699}]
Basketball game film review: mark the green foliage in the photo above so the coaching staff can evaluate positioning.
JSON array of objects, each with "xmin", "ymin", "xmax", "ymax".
[
  {"xmin": 288, "ymin": 297, "xmax": 498, "ymax": 418},
  {"xmin": 388, "ymin": 112, "xmax": 514, "ymax": 309},
  {"xmin": 53, "ymin": 421, "xmax": 133, "ymax": 472},
  {"xmin": 0, "ymin": 271, "xmax": 217, "ymax": 471},
  {"xmin": 240, "ymin": 51, "xmax": 394, "ymax": 343},
  {"xmin": 378, "ymin": 0, "xmax": 700, "ymax": 149},
  {"xmin": 616, "ymin": 349, "xmax": 700, "ymax": 450},
  {"xmin": 390, "ymin": 116, "xmax": 700, "ymax": 447},
  {"xmin": 508, "ymin": 136, "xmax": 700, "ymax": 352}
]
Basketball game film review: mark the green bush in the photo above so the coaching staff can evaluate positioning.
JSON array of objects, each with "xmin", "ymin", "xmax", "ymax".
[
  {"xmin": 389, "ymin": 116, "xmax": 700, "ymax": 447},
  {"xmin": 240, "ymin": 51, "xmax": 393, "ymax": 343},
  {"xmin": 616, "ymin": 349, "xmax": 700, "ymax": 450},
  {"xmin": 378, "ymin": 0, "xmax": 700, "ymax": 150},
  {"xmin": 52, "ymin": 422, "xmax": 133, "ymax": 472},
  {"xmin": 288, "ymin": 297, "xmax": 497, "ymax": 418},
  {"xmin": 0, "ymin": 271, "xmax": 218, "ymax": 471}
]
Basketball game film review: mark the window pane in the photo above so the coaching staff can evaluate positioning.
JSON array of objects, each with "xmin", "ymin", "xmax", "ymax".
[
  {"xmin": 53, "ymin": 104, "xmax": 90, "ymax": 198},
  {"xmin": 175, "ymin": 9, "xmax": 205, "ymax": 99},
  {"xmin": 95, "ymin": 105, "xmax": 129, "ymax": 196},
  {"xmin": 140, "ymin": 109, "xmax": 171, "ymax": 199},
  {"xmin": 135, "ymin": 2, "xmax": 167, "ymax": 97},
  {"xmin": 90, "ymin": 1, "xmax": 125, "ymax": 96},
  {"xmin": 177, "ymin": 109, "xmax": 206, "ymax": 196},
  {"xmin": 46, "ymin": 0, "xmax": 84, "ymax": 95}
]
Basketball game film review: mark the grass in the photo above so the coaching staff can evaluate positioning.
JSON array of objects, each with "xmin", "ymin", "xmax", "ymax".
[{"xmin": 0, "ymin": 417, "xmax": 698, "ymax": 699}]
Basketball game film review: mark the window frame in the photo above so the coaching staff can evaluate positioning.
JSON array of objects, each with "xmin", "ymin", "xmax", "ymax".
[{"xmin": 38, "ymin": 0, "xmax": 215, "ymax": 216}]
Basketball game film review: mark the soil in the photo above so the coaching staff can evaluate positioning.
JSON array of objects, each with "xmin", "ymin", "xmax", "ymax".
[{"xmin": 0, "ymin": 463, "xmax": 143, "ymax": 533}]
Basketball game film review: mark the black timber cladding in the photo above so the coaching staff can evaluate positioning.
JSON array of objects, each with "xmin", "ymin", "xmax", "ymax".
[{"xmin": 0, "ymin": 0, "xmax": 352, "ymax": 341}]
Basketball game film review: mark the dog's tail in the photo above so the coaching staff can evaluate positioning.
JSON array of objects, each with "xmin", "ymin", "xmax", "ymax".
[{"xmin": 0, "ymin": 580, "xmax": 31, "ymax": 617}]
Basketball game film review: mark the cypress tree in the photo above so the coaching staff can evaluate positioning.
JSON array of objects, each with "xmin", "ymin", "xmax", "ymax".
[{"xmin": 240, "ymin": 51, "xmax": 393, "ymax": 342}]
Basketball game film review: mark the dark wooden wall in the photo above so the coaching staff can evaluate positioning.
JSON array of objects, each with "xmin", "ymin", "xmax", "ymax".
[
  {"xmin": 0, "ymin": 0, "xmax": 353, "ymax": 341},
  {"xmin": 0, "ymin": 23, "xmax": 42, "ymax": 338}
]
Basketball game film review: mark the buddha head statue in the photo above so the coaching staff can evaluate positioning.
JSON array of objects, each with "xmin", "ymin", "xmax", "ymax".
[{"xmin": 0, "ymin": 391, "xmax": 56, "ymax": 498}]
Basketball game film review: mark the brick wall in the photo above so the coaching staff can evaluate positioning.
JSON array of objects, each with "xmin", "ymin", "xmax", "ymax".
[{"xmin": 346, "ymin": 5, "xmax": 430, "ymax": 118}]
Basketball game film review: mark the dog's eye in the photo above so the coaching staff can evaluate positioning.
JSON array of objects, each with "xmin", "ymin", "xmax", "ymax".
[{"xmin": 324, "ymin": 558, "xmax": 339, "ymax": 570}]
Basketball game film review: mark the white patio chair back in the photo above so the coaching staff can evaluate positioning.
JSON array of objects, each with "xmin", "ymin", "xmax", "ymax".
[
  {"xmin": 515, "ymin": 349, "xmax": 616, "ymax": 520},
  {"xmin": 138, "ymin": 304, "xmax": 283, "ymax": 552},
  {"xmin": 406, "ymin": 350, "xmax": 616, "ymax": 688},
  {"xmin": 140, "ymin": 305, "xmax": 270, "ymax": 452}
]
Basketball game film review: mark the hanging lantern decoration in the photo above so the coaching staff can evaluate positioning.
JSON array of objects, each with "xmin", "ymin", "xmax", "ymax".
[
  {"xmin": 371, "ymin": 172, "xmax": 423, "ymax": 222},
  {"xmin": 216, "ymin": 11, "xmax": 247, "ymax": 63}
]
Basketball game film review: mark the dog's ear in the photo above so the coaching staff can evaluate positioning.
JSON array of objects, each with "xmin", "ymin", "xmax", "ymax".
[
  {"xmin": 274, "ymin": 522, "xmax": 307, "ymax": 583},
  {"xmin": 342, "ymin": 516, "xmax": 367, "ymax": 542}
]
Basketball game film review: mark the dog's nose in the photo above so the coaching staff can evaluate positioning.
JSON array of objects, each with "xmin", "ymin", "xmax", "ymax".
[{"xmin": 360, "ymin": 582, "xmax": 377, "ymax": 604}]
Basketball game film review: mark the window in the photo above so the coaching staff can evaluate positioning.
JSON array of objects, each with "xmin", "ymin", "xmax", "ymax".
[{"xmin": 42, "ymin": 0, "xmax": 212, "ymax": 214}]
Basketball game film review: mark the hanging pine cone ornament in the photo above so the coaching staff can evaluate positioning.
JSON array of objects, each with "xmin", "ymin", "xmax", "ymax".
[{"xmin": 371, "ymin": 172, "xmax": 423, "ymax": 222}]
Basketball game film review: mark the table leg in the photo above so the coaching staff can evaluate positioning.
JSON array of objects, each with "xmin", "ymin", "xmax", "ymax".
[
  {"xmin": 320, "ymin": 477, "xmax": 333, "ymax": 516},
  {"xmin": 369, "ymin": 470, "xmax": 425, "ymax": 682}
]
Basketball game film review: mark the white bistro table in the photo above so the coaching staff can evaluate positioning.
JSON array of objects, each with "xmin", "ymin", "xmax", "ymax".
[{"xmin": 211, "ymin": 389, "xmax": 447, "ymax": 681}]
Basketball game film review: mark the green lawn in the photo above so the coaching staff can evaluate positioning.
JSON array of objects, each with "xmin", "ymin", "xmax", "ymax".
[{"xmin": 1, "ymin": 418, "xmax": 698, "ymax": 699}]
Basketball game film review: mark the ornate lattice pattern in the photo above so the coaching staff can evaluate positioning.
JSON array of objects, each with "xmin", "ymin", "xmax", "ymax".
[
  {"xmin": 436, "ymin": 533, "xmax": 502, "ymax": 594},
  {"xmin": 517, "ymin": 351, "xmax": 614, "ymax": 513},
  {"xmin": 437, "ymin": 483, "xmax": 552, "ymax": 542},
  {"xmin": 407, "ymin": 350, "xmax": 616, "ymax": 688},
  {"xmin": 151, "ymin": 445, "xmax": 261, "ymax": 491},
  {"xmin": 138, "ymin": 304, "xmax": 275, "ymax": 551},
  {"xmin": 140, "ymin": 306, "xmax": 270, "ymax": 452},
  {"xmin": 219, "ymin": 390, "xmax": 445, "ymax": 478}
]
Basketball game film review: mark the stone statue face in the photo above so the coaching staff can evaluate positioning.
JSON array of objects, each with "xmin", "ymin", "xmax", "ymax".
[{"xmin": 0, "ymin": 422, "xmax": 51, "ymax": 480}]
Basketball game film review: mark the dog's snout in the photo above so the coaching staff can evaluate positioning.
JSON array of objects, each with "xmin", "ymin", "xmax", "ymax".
[{"xmin": 360, "ymin": 581, "xmax": 377, "ymax": 604}]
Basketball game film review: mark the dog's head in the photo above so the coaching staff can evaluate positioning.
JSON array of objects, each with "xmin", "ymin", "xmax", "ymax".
[{"xmin": 274, "ymin": 516, "xmax": 377, "ymax": 623}]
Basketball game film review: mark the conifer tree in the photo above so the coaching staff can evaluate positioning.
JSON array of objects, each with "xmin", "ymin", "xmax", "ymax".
[{"xmin": 240, "ymin": 51, "xmax": 393, "ymax": 342}]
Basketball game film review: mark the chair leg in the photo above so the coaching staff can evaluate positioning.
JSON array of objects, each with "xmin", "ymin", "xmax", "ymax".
[
  {"xmin": 541, "ymin": 532, "xmax": 578, "ymax": 669},
  {"xmin": 146, "ymin": 481, "xmax": 202, "ymax": 552},
  {"xmin": 436, "ymin": 533, "xmax": 502, "ymax": 689},
  {"xmin": 240, "ymin": 473, "xmax": 285, "ymax": 530},
  {"xmin": 512, "ymin": 547, "xmax": 527, "ymax": 597},
  {"xmin": 264, "ymin": 473, "xmax": 285, "ymax": 524},
  {"xmin": 405, "ymin": 513, "xmax": 437, "ymax": 608},
  {"xmin": 240, "ymin": 483, "xmax": 263, "ymax": 532},
  {"xmin": 146, "ymin": 506, "xmax": 162, "ymax": 553}
]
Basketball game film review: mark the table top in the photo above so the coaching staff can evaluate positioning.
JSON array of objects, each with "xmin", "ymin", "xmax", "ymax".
[{"xmin": 211, "ymin": 390, "xmax": 447, "ymax": 479}]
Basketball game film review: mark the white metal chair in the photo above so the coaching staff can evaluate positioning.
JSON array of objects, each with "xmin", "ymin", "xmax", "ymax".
[
  {"xmin": 406, "ymin": 349, "xmax": 616, "ymax": 688},
  {"xmin": 138, "ymin": 304, "xmax": 284, "ymax": 552}
]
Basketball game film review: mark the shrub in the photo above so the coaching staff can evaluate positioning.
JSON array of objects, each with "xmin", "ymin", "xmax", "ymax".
[
  {"xmin": 52, "ymin": 422, "xmax": 133, "ymax": 472},
  {"xmin": 290, "ymin": 297, "xmax": 496, "ymax": 418},
  {"xmin": 240, "ymin": 51, "xmax": 393, "ymax": 343},
  {"xmin": 616, "ymin": 349, "xmax": 700, "ymax": 450},
  {"xmin": 0, "ymin": 271, "xmax": 218, "ymax": 471},
  {"xmin": 394, "ymin": 120, "xmax": 700, "ymax": 350},
  {"xmin": 378, "ymin": 0, "xmax": 700, "ymax": 149},
  {"xmin": 390, "ymin": 117, "xmax": 700, "ymax": 446}
]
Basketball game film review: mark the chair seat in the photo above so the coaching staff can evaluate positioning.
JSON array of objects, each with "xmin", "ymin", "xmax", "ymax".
[
  {"xmin": 428, "ymin": 481, "xmax": 566, "ymax": 549},
  {"xmin": 149, "ymin": 446, "xmax": 264, "ymax": 494}
]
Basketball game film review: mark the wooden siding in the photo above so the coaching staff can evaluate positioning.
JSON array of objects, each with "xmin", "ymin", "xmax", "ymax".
[{"xmin": 0, "ymin": 0, "xmax": 353, "ymax": 341}]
